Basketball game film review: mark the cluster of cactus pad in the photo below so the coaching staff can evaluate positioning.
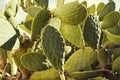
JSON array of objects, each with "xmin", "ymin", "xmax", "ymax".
[{"xmin": 0, "ymin": 0, "xmax": 120, "ymax": 80}]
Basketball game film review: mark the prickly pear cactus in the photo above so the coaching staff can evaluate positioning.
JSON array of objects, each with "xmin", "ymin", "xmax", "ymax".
[
  {"xmin": 53, "ymin": 1, "xmax": 87, "ymax": 25},
  {"xmin": 60, "ymin": 23, "xmax": 85, "ymax": 48},
  {"xmin": 30, "ymin": 68, "xmax": 60, "ymax": 80},
  {"xmin": 98, "ymin": 0, "xmax": 115, "ymax": 21},
  {"xmin": 64, "ymin": 47, "xmax": 97, "ymax": 72},
  {"xmin": 1, "ymin": 0, "xmax": 120, "ymax": 80},
  {"xmin": 42, "ymin": 25, "xmax": 65, "ymax": 70},
  {"xmin": 20, "ymin": 52, "xmax": 47, "ymax": 71},
  {"xmin": 83, "ymin": 15, "xmax": 101, "ymax": 49},
  {"xmin": 31, "ymin": 9, "xmax": 51, "ymax": 41},
  {"xmin": 101, "ymin": 11, "xmax": 120, "ymax": 29}
]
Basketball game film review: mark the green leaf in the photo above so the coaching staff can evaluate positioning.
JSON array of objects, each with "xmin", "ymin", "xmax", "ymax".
[
  {"xmin": 42, "ymin": 25, "xmax": 65, "ymax": 70},
  {"xmin": 68, "ymin": 70, "xmax": 105, "ymax": 80},
  {"xmin": 99, "ymin": 1, "xmax": 115, "ymax": 21},
  {"xmin": 60, "ymin": 23, "xmax": 85, "ymax": 48},
  {"xmin": 27, "ymin": 6, "xmax": 41, "ymax": 17},
  {"xmin": 64, "ymin": 47, "xmax": 97, "ymax": 72},
  {"xmin": 34, "ymin": 0, "xmax": 49, "ymax": 9},
  {"xmin": 53, "ymin": 1, "xmax": 87, "ymax": 25},
  {"xmin": 87, "ymin": 4, "xmax": 96, "ymax": 15},
  {"xmin": 112, "ymin": 57, "xmax": 120, "ymax": 72},
  {"xmin": 31, "ymin": 9, "xmax": 51, "ymax": 41},
  {"xmin": 0, "ymin": 18, "xmax": 19, "ymax": 50},
  {"xmin": 103, "ymin": 30, "xmax": 120, "ymax": 48},
  {"xmin": 20, "ymin": 52, "xmax": 47, "ymax": 71},
  {"xmin": 83, "ymin": 15, "xmax": 101, "ymax": 49},
  {"xmin": 102, "ymin": 11, "xmax": 120, "ymax": 29},
  {"xmin": 97, "ymin": 2, "xmax": 105, "ymax": 15},
  {"xmin": 30, "ymin": 68, "xmax": 60, "ymax": 80}
]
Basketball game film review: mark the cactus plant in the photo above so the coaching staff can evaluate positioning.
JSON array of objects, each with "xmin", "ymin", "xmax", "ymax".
[
  {"xmin": 0, "ymin": 0, "xmax": 120, "ymax": 80},
  {"xmin": 83, "ymin": 15, "xmax": 101, "ymax": 49},
  {"xmin": 42, "ymin": 25, "xmax": 65, "ymax": 70}
]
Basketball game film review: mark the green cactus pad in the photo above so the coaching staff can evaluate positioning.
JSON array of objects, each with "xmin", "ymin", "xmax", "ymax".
[
  {"xmin": 97, "ymin": 2, "xmax": 105, "ymax": 15},
  {"xmin": 64, "ymin": 47, "xmax": 97, "ymax": 72},
  {"xmin": 99, "ymin": 1, "xmax": 115, "ymax": 21},
  {"xmin": 87, "ymin": 4, "xmax": 96, "ymax": 15},
  {"xmin": 83, "ymin": 15, "xmax": 101, "ymax": 49},
  {"xmin": 42, "ymin": 25, "xmax": 64, "ymax": 70},
  {"xmin": 30, "ymin": 68, "xmax": 60, "ymax": 80},
  {"xmin": 60, "ymin": 23, "xmax": 85, "ymax": 48},
  {"xmin": 103, "ymin": 30, "xmax": 120, "ymax": 48},
  {"xmin": 20, "ymin": 52, "xmax": 47, "ymax": 71},
  {"xmin": 102, "ymin": 11, "xmax": 120, "ymax": 29},
  {"xmin": 27, "ymin": 6, "xmax": 41, "ymax": 17},
  {"xmin": 53, "ymin": 1, "xmax": 87, "ymax": 25},
  {"xmin": 31, "ymin": 9, "xmax": 51, "ymax": 41}
]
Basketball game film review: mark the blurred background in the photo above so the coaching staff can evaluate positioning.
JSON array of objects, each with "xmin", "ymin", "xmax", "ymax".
[
  {"xmin": 0, "ymin": 0, "xmax": 120, "ymax": 23},
  {"xmin": 0, "ymin": 0, "xmax": 120, "ymax": 11},
  {"xmin": 49, "ymin": 0, "xmax": 120, "ymax": 10}
]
